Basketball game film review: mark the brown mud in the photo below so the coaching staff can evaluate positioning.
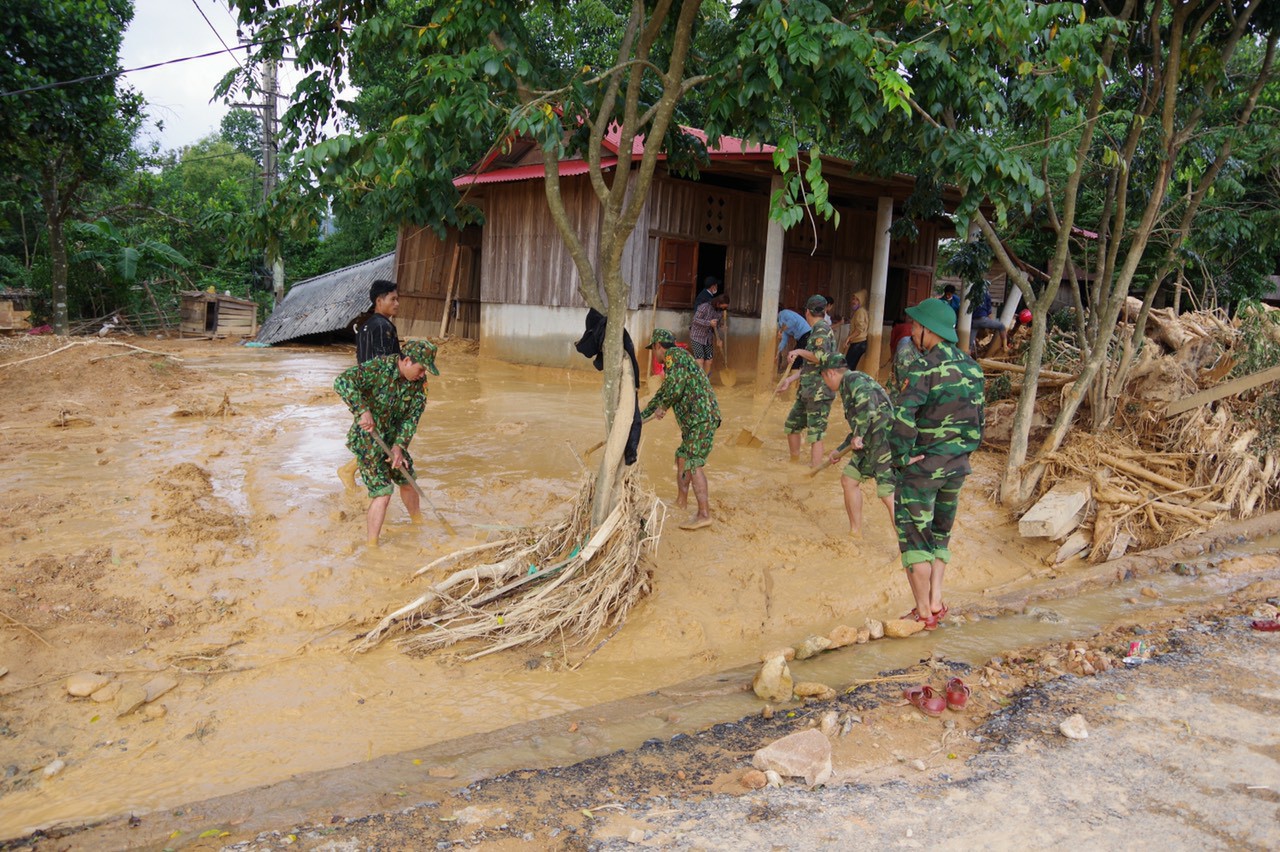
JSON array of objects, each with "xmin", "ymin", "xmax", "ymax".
[{"xmin": 0, "ymin": 336, "xmax": 1275, "ymax": 847}]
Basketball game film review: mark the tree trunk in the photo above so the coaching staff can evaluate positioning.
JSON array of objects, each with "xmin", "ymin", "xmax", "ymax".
[{"xmin": 39, "ymin": 168, "xmax": 69, "ymax": 335}]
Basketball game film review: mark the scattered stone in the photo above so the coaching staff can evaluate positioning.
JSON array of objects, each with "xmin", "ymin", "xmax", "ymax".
[
  {"xmin": 752, "ymin": 728, "xmax": 832, "ymax": 787},
  {"xmin": 1028, "ymin": 607, "xmax": 1065, "ymax": 623},
  {"xmin": 740, "ymin": 769, "xmax": 768, "ymax": 790},
  {"xmin": 142, "ymin": 675, "xmax": 178, "ymax": 703},
  {"xmin": 794, "ymin": 635, "xmax": 832, "ymax": 660},
  {"xmin": 42, "ymin": 759, "xmax": 66, "ymax": 778},
  {"xmin": 1125, "ymin": 597, "xmax": 1140, "ymax": 605},
  {"xmin": 761, "ymin": 705, "xmax": 774, "ymax": 720},
  {"xmin": 628, "ymin": 828, "xmax": 646, "ymax": 843},
  {"xmin": 427, "ymin": 767, "xmax": 458, "ymax": 779},
  {"xmin": 90, "ymin": 682, "xmax": 121, "ymax": 704},
  {"xmin": 764, "ymin": 770, "xmax": 783, "ymax": 788},
  {"xmin": 818, "ymin": 710, "xmax": 840, "ymax": 737},
  {"xmin": 760, "ymin": 647, "xmax": 796, "ymax": 662},
  {"xmin": 1251, "ymin": 603, "xmax": 1279, "ymax": 619},
  {"xmin": 143, "ymin": 703, "xmax": 168, "ymax": 720},
  {"xmin": 943, "ymin": 719, "xmax": 956, "ymax": 730},
  {"xmin": 883, "ymin": 619, "xmax": 926, "ymax": 638},
  {"xmin": 865, "ymin": 618, "xmax": 885, "ymax": 640},
  {"xmin": 752, "ymin": 656, "xmax": 794, "ymax": 702},
  {"xmin": 794, "ymin": 682, "xmax": 837, "ymax": 701},
  {"xmin": 827, "ymin": 625, "xmax": 859, "ymax": 648},
  {"xmin": 855, "ymin": 628, "xmax": 870, "ymax": 644},
  {"xmin": 1140, "ymin": 587, "xmax": 1160, "ymax": 599},
  {"xmin": 910, "ymin": 759, "xmax": 927, "ymax": 771},
  {"xmin": 65, "ymin": 672, "xmax": 110, "ymax": 698},
  {"xmin": 115, "ymin": 683, "xmax": 148, "ymax": 717},
  {"xmin": 1059, "ymin": 714, "xmax": 1089, "ymax": 740},
  {"xmin": 0, "ymin": 667, "xmax": 7, "ymax": 678}
]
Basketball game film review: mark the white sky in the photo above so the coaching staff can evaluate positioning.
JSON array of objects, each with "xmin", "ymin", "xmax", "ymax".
[{"xmin": 120, "ymin": 0, "xmax": 320, "ymax": 153}]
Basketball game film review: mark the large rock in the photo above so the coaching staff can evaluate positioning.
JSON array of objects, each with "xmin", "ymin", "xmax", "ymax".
[
  {"xmin": 793, "ymin": 635, "xmax": 832, "ymax": 660},
  {"xmin": 883, "ymin": 618, "xmax": 926, "ymax": 638},
  {"xmin": 1059, "ymin": 714, "xmax": 1089, "ymax": 740},
  {"xmin": 752, "ymin": 728, "xmax": 832, "ymax": 787},
  {"xmin": 65, "ymin": 672, "xmax": 110, "ymax": 697},
  {"xmin": 827, "ymin": 625, "xmax": 858, "ymax": 649},
  {"xmin": 864, "ymin": 619, "xmax": 885, "ymax": 640},
  {"xmin": 115, "ymin": 683, "xmax": 148, "ymax": 717},
  {"xmin": 752, "ymin": 656, "xmax": 794, "ymax": 702},
  {"xmin": 90, "ymin": 682, "xmax": 121, "ymax": 704}
]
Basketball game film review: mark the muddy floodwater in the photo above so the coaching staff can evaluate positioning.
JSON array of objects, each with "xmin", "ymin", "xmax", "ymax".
[{"xmin": 0, "ymin": 338, "xmax": 1064, "ymax": 839}]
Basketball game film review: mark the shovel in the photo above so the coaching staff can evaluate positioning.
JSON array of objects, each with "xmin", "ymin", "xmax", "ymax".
[
  {"xmin": 734, "ymin": 395, "xmax": 777, "ymax": 448},
  {"xmin": 808, "ymin": 445, "xmax": 853, "ymax": 477},
  {"xmin": 368, "ymin": 431, "xmax": 457, "ymax": 536},
  {"xmin": 715, "ymin": 331, "xmax": 737, "ymax": 388}
]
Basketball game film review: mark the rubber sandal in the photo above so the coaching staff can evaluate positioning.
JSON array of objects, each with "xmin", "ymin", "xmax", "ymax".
[
  {"xmin": 903, "ymin": 685, "xmax": 946, "ymax": 718},
  {"xmin": 908, "ymin": 609, "xmax": 939, "ymax": 631},
  {"xmin": 1251, "ymin": 618, "xmax": 1280, "ymax": 632},
  {"xmin": 932, "ymin": 602, "xmax": 949, "ymax": 620},
  {"xmin": 945, "ymin": 677, "xmax": 971, "ymax": 711}
]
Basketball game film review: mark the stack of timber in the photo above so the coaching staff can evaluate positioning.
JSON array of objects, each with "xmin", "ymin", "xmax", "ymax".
[
  {"xmin": 1019, "ymin": 300, "xmax": 1280, "ymax": 563},
  {"xmin": 0, "ymin": 300, "xmax": 33, "ymax": 333}
]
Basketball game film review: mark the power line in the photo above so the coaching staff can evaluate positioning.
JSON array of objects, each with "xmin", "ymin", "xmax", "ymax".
[
  {"xmin": 190, "ymin": 0, "xmax": 244, "ymax": 71},
  {"xmin": 0, "ymin": 30, "xmax": 325, "ymax": 100}
]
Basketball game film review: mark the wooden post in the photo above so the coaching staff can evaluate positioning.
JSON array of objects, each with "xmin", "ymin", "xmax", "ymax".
[
  {"xmin": 438, "ymin": 241, "xmax": 462, "ymax": 338},
  {"xmin": 863, "ymin": 196, "xmax": 893, "ymax": 380},
  {"xmin": 957, "ymin": 221, "xmax": 979, "ymax": 352},
  {"xmin": 755, "ymin": 176, "xmax": 785, "ymax": 392}
]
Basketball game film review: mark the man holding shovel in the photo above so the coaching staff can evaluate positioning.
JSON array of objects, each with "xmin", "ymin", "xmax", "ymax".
[
  {"xmin": 334, "ymin": 340, "xmax": 440, "ymax": 547},
  {"xmin": 642, "ymin": 329, "xmax": 721, "ymax": 531},
  {"xmin": 818, "ymin": 350, "xmax": 896, "ymax": 539},
  {"xmin": 777, "ymin": 294, "xmax": 838, "ymax": 468}
]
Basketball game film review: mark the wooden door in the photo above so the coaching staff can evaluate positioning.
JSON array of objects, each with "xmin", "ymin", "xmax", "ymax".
[
  {"xmin": 906, "ymin": 267, "xmax": 934, "ymax": 307},
  {"xmin": 781, "ymin": 253, "xmax": 831, "ymax": 313},
  {"xmin": 657, "ymin": 238, "xmax": 698, "ymax": 308}
]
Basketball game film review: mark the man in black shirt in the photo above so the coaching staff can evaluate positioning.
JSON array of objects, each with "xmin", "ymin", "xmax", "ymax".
[{"xmin": 340, "ymin": 279, "xmax": 403, "ymax": 489}]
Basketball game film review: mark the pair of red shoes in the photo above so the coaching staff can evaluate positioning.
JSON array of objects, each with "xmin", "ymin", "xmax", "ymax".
[
  {"xmin": 903, "ymin": 678, "xmax": 970, "ymax": 718},
  {"xmin": 904, "ymin": 603, "xmax": 949, "ymax": 631}
]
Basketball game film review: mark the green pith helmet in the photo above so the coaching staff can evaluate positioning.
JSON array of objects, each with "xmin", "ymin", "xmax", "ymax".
[
  {"xmin": 401, "ymin": 340, "xmax": 440, "ymax": 375},
  {"xmin": 646, "ymin": 328, "xmax": 677, "ymax": 349},
  {"xmin": 905, "ymin": 298, "xmax": 959, "ymax": 344}
]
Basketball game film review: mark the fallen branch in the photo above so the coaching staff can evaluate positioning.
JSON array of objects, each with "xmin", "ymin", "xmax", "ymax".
[
  {"xmin": 0, "ymin": 609, "xmax": 53, "ymax": 648},
  {"xmin": 0, "ymin": 340, "xmax": 183, "ymax": 370},
  {"xmin": 1097, "ymin": 452, "xmax": 1191, "ymax": 493}
]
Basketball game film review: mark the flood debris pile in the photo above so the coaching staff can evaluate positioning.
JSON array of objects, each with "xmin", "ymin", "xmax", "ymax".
[
  {"xmin": 355, "ymin": 471, "xmax": 663, "ymax": 659},
  {"xmin": 1018, "ymin": 300, "xmax": 1280, "ymax": 562}
]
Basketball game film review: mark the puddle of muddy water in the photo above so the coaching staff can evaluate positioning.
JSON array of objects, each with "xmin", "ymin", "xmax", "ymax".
[{"xmin": 3, "ymin": 345, "xmax": 1276, "ymax": 841}]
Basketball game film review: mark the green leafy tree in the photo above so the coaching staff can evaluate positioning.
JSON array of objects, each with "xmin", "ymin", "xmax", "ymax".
[
  {"xmin": 220, "ymin": 107, "xmax": 265, "ymax": 165},
  {"xmin": 0, "ymin": 0, "xmax": 143, "ymax": 333}
]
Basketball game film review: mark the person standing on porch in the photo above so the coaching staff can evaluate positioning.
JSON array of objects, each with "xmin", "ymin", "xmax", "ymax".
[
  {"xmin": 689, "ymin": 295, "xmax": 729, "ymax": 375},
  {"xmin": 339, "ymin": 279, "xmax": 402, "ymax": 490},
  {"xmin": 889, "ymin": 300, "xmax": 984, "ymax": 630},
  {"xmin": 642, "ymin": 329, "xmax": 721, "ymax": 531},
  {"xmin": 845, "ymin": 290, "xmax": 869, "ymax": 370},
  {"xmin": 776, "ymin": 295, "xmax": 838, "ymax": 468}
]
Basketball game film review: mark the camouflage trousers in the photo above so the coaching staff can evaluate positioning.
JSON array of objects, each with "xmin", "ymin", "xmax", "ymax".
[
  {"xmin": 347, "ymin": 426, "xmax": 416, "ymax": 499},
  {"xmin": 843, "ymin": 423, "xmax": 896, "ymax": 498},
  {"xmin": 784, "ymin": 394, "xmax": 834, "ymax": 442},
  {"xmin": 676, "ymin": 417, "xmax": 720, "ymax": 470},
  {"xmin": 894, "ymin": 469, "xmax": 967, "ymax": 567}
]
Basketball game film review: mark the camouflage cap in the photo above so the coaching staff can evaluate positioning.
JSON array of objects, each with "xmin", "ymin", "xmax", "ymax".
[
  {"xmin": 646, "ymin": 328, "xmax": 677, "ymax": 349},
  {"xmin": 805, "ymin": 294, "xmax": 829, "ymax": 314},
  {"xmin": 816, "ymin": 350, "xmax": 848, "ymax": 371},
  {"xmin": 905, "ymin": 298, "xmax": 959, "ymax": 343},
  {"xmin": 401, "ymin": 340, "xmax": 440, "ymax": 375}
]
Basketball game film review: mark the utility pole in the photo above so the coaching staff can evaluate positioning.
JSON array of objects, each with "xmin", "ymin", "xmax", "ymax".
[{"xmin": 261, "ymin": 57, "xmax": 284, "ymax": 307}]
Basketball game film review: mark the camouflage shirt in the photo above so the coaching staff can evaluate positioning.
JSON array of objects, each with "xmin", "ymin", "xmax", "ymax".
[
  {"xmin": 798, "ymin": 319, "xmax": 837, "ymax": 402},
  {"xmin": 642, "ymin": 346, "xmax": 720, "ymax": 430},
  {"xmin": 333, "ymin": 355, "xmax": 426, "ymax": 449},
  {"xmin": 834, "ymin": 370, "xmax": 894, "ymax": 453},
  {"xmin": 890, "ymin": 341, "xmax": 984, "ymax": 477},
  {"xmin": 890, "ymin": 336, "xmax": 923, "ymax": 405}
]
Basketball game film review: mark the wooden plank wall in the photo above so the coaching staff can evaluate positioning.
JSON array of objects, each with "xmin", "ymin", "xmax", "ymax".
[
  {"xmin": 484, "ymin": 178, "xmax": 600, "ymax": 308},
  {"xmin": 395, "ymin": 224, "xmax": 483, "ymax": 339},
  {"xmin": 215, "ymin": 297, "xmax": 257, "ymax": 338}
]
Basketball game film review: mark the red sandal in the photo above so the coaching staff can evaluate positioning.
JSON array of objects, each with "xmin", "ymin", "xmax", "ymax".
[
  {"xmin": 903, "ymin": 685, "xmax": 947, "ymax": 717},
  {"xmin": 945, "ymin": 677, "xmax": 971, "ymax": 711},
  {"xmin": 1251, "ymin": 618, "xmax": 1280, "ymax": 632},
  {"xmin": 933, "ymin": 602, "xmax": 949, "ymax": 620},
  {"xmin": 911, "ymin": 609, "xmax": 939, "ymax": 631}
]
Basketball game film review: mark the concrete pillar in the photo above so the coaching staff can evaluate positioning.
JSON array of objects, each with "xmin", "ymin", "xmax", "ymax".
[
  {"xmin": 755, "ymin": 175, "xmax": 786, "ymax": 392},
  {"xmin": 863, "ymin": 196, "xmax": 893, "ymax": 380},
  {"xmin": 956, "ymin": 220, "xmax": 979, "ymax": 351}
]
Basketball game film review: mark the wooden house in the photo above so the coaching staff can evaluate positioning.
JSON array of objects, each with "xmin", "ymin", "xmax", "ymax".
[
  {"xmin": 392, "ymin": 126, "xmax": 959, "ymax": 386},
  {"xmin": 180, "ymin": 291, "xmax": 259, "ymax": 339}
]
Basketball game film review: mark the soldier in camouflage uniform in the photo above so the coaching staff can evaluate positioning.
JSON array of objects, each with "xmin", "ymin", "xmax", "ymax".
[
  {"xmin": 777, "ymin": 294, "xmax": 838, "ymax": 468},
  {"xmin": 890, "ymin": 335, "xmax": 923, "ymax": 405},
  {"xmin": 333, "ymin": 340, "xmax": 440, "ymax": 547},
  {"xmin": 642, "ymin": 329, "xmax": 721, "ymax": 530},
  {"xmin": 889, "ymin": 299, "xmax": 984, "ymax": 630},
  {"xmin": 817, "ymin": 350, "xmax": 896, "ymax": 539}
]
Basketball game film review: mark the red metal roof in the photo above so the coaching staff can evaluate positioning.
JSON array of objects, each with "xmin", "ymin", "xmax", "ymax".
[
  {"xmin": 454, "ymin": 158, "xmax": 617, "ymax": 187},
  {"xmin": 602, "ymin": 123, "xmax": 775, "ymax": 159}
]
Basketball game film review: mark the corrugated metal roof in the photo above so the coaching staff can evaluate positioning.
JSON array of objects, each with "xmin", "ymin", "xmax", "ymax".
[
  {"xmin": 256, "ymin": 252, "xmax": 395, "ymax": 345},
  {"xmin": 454, "ymin": 159, "xmax": 616, "ymax": 187}
]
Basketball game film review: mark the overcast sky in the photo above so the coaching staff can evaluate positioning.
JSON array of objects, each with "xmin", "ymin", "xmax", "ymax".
[{"xmin": 120, "ymin": 0, "xmax": 323, "ymax": 153}]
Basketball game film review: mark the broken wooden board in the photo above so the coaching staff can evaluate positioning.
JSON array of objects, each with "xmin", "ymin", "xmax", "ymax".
[
  {"xmin": 1019, "ymin": 479, "xmax": 1092, "ymax": 539},
  {"xmin": 1164, "ymin": 363, "xmax": 1280, "ymax": 417},
  {"xmin": 1053, "ymin": 530, "xmax": 1091, "ymax": 564},
  {"xmin": 1106, "ymin": 532, "xmax": 1134, "ymax": 562}
]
